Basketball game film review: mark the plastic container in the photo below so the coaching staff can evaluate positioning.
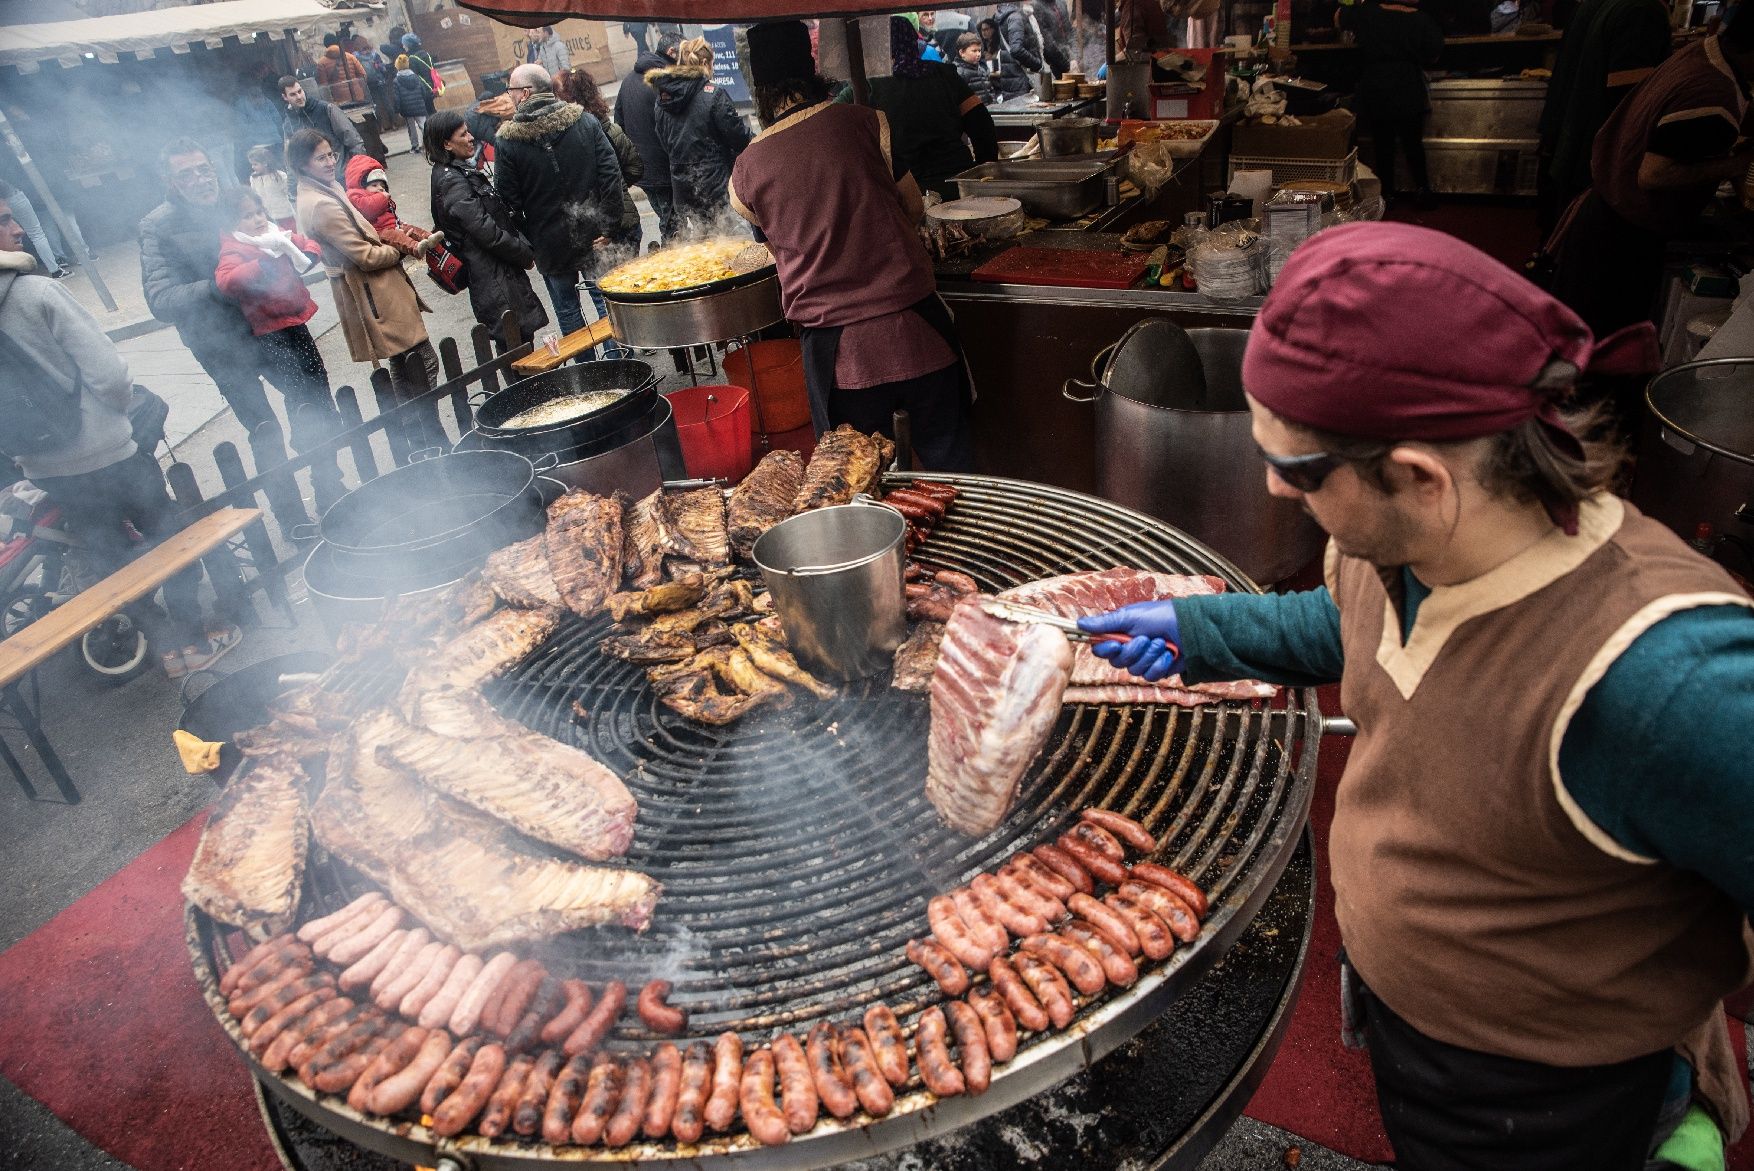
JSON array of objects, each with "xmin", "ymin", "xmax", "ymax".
[
  {"xmin": 723, "ymin": 340, "xmax": 811, "ymax": 433},
  {"xmin": 664, "ymin": 383, "xmax": 754, "ymax": 482}
]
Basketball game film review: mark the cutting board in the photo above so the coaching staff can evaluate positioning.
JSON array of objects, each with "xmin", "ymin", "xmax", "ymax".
[{"xmin": 970, "ymin": 246, "xmax": 1150, "ymax": 289}]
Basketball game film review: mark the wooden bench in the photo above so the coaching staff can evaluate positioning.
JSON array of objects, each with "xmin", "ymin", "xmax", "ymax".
[
  {"xmin": 509, "ymin": 318, "xmax": 618, "ymax": 377},
  {"xmin": 0, "ymin": 507, "xmax": 261, "ymax": 804}
]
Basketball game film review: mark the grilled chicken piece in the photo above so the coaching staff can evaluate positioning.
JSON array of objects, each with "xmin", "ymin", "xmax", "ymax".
[
  {"xmin": 484, "ymin": 535, "xmax": 563, "ymax": 609},
  {"xmin": 314, "ymin": 737, "xmax": 659, "ymax": 950},
  {"xmin": 732, "ymin": 625, "xmax": 836, "ymax": 699},
  {"xmin": 606, "ymin": 574, "xmax": 709, "ymax": 623},
  {"xmin": 182, "ymin": 753, "xmax": 310, "ymax": 933},
  {"xmin": 600, "ymin": 622, "xmax": 734, "ymax": 664},
  {"xmin": 545, "ymin": 490, "xmax": 625, "ymax": 616},
  {"xmin": 891, "ymin": 621, "xmax": 946, "ymax": 693},
  {"xmin": 411, "ymin": 606, "xmax": 562, "ymax": 697},
  {"xmin": 360, "ymin": 709, "xmax": 637, "ymax": 861},
  {"xmin": 794, "ymin": 426, "xmax": 885, "ymax": 513},
  {"xmin": 714, "ymin": 646, "xmax": 790, "ymax": 707},
  {"xmin": 647, "ymin": 664, "xmax": 774, "ymax": 725},
  {"xmin": 727, "ymin": 450, "xmax": 805, "ymax": 559},
  {"xmin": 622, "ymin": 490, "xmax": 667, "ymax": 590},
  {"xmin": 659, "ymin": 487, "xmax": 730, "ymax": 566}
]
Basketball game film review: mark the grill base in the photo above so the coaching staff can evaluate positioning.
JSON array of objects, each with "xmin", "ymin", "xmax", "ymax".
[{"xmin": 256, "ymin": 835, "xmax": 1315, "ymax": 1171}]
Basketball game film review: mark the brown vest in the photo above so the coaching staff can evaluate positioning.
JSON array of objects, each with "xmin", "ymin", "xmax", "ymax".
[{"xmin": 1328, "ymin": 496, "xmax": 1752, "ymax": 1119}]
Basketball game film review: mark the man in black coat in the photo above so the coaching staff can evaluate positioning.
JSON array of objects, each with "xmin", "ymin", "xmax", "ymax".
[
  {"xmin": 494, "ymin": 64, "xmax": 626, "ymax": 336},
  {"xmin": 614, "ymin": 37, "xmax": 679, "ymax": 241},
  {"xmin": 995, "ymin": 3, "xmax": 1048, "ymax": 78},
  {"xmin": 278, "ymin": 76, "xmax": 364, "ymax": 173}
]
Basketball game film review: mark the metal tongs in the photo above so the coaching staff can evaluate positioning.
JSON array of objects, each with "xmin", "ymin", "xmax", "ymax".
[{"xmin": 977, "ymin": 598, "xmax": 1150, "ymax": 653}]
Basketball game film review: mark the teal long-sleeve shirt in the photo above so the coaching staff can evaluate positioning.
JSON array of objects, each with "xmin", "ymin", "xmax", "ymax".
[{"xmin": 1175, "ymin": 581, "xmax": 1754, "ymax": 917}]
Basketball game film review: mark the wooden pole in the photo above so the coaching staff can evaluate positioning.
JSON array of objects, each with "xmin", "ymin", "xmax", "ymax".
[{"xmin": 845, "ymin": 18, "xmax": 870, "ymax": 105}]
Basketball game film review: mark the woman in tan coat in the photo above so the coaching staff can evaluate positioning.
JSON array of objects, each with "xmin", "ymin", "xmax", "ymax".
[{"xmin": 287, "ymin": 128, "xmax": 442, "ymax": 445}]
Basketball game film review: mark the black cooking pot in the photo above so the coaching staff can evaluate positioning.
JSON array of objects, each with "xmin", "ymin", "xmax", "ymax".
[
  {"xmin": 313, "ymin": 449, "xmax": 551, "ymax": 584},
  {"xmin": 178, "ymin": 650, "xmax": 332, "ymax": 785},
  {"xmin": 474, "ymin": 360, "xmax": 658, "ymax": 454}
]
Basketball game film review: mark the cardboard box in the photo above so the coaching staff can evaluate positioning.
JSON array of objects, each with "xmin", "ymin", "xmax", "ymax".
[
  {"xmin": 1232, "ymin": 109, "xmax": 1355, "ymax": 160},
  {"xmin": 412, "ymin": 7, "xmax": 635, "ymax": 91}
]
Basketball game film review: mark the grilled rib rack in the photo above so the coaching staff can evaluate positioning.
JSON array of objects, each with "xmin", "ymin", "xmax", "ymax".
[{"xmin": 189, "ymin": 473, "xmax": 1322, "ymax": 1169}]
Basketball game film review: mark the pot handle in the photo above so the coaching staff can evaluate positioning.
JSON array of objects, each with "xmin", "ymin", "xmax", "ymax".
[
  {"xmin": 289, "ymin": 523, "xmax": 320, "ymax": 542},
  {"xmin": 409, "ymin": 446, "xmax": 447, "ymax": 463},
  {"xmin": 530, "ymin": 451, "xmax": 561, "ymax": 472},
  {"xmin": 1062, "ymin": 338, "xmax": 1121, "ymax": 403},
  {"xmin": 178, "ymin": 668, "xmax": 223, "ymax": 713}
]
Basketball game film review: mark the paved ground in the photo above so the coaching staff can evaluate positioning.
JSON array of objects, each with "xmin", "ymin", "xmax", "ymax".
[{"xmin": 0, "ymin": 147, "xmax": 1374, "ymax": 1171}]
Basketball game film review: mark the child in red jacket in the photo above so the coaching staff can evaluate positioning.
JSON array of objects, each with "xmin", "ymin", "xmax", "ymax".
[{"xmin": 342, "ymin": 155, "xmax": 441, "ymax": 257}]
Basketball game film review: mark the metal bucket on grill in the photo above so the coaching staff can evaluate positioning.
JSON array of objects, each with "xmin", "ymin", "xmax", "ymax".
[
  {"xmin": 1064, "ymin": 320, "xmax": 1326, "ymax": 585},
  {"xmin": 1634, "ymin": 357, "xmax": 1754, "ymax": 546},
  {"xmin": 752, "ymin": 503, "xmax": 908, "ymax": 681}
]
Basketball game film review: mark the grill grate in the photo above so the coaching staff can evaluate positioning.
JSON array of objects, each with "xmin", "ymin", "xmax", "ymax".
[{"xmin": 198, "ymin": 473, "xmax": 1321, "ymax": 1167}]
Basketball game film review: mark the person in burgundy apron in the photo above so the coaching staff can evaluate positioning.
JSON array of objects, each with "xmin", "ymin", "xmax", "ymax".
[
  {"xmin": 1078, "ymin": 222, "xmax": 1754, "ymax": 1171},
  {"xmin": 727, "ymin": 20, "xmax": 975, "ymax": 472}
]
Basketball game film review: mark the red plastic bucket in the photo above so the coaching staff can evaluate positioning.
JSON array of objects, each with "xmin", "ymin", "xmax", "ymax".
[
  {"xmin": 664, "ymin": 384, "xmax": 754, "ymax": 482},
  {"xmin": 723, "ymin": 340, "xmax": 810, "ymax": 433}
]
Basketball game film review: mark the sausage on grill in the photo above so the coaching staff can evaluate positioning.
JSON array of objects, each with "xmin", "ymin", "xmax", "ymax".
[
  {"xmin": 513, "ymin": 1049, "xmax": 565, "ymax": 1137},
  {"xmin": 1009, "ymin": 851, "xmax": 1078, "ymax": 901},
  {"xmin": 431, "ymin": 1042, "xmax": 506, "ymax": 1137},
  {"xmin": 914, "ymin": 1007, "xmax": 966, "ymax": 1097},
  {"xmin": 952, "ymin": 885, "xmax": 1011, "ymax": 952},
  {"xmin": 1127, "ymin": 862, "xmax": 1210, "ymax": 920},
  {"xmin": 490, "ymin": 960, "xmax": 547, "ymax": 1037},
  {"xmin": 421, "ymin": 1035, "xmax": 483, "ymax": 1115},
  {"xmin": 298, "ymin": 893, "xmax": 385, "ymax": 944},
  {"xmin": 806, "ymin": 1021, "xmax": 857, "ymax": 1119},
  {"xmin": 1056, "ymin": 833, "xmax": 1128, "ymax": 886},
  {"xmin": 249, "ymin": 989, "xmax": 336, "ymax": 1057},
  {"xmin": 227, "ymin": 938, "xmax": 308, "ymax": 997},
  {"xmin": 739, "ymin": 1048, "xmax": 791, "ymax": 1146},
  {"xmin": 224, "ymin": 933, "xmax": 297, "ymax": 993},
  {"xmin": 1031, "ymin": 844, "xmax": 1095, "ymax": 895},
  {"xmin": 1021, "ymin": 933, "xmax": 1107, "ymax": 995},
  {"xmin": 987, "ymin": 956, "xmax": 1051, "ymax": 1032},
  {"xmin": 1012, "ymin": 953, "xmax": 1077, "ymax": 1028},
  {"xmin": 1069, "ymin": 820, "xmax": 1126, "ymax": 862},
  {"xmin": 240, "ymin": 972, "xmax": 331, "ymax": 1033},
  {"xmin": 1117, "ymin": 880, "xmax": 1202, "ymax": 943},
  {"xmin": 339, "ymin": 928, "xmax": 408, "ymax": 991},
  {"xmin": 323, "ymin": 905, "xmax": 403, "ymax": 966},
  {"xmin": 637, "ymin": 979, "xmax": 688, "ymax": 1034},
  {"xmin": 771, "ymin": 1032, "xmax": 819, "ymax": 1134},
  {"xmin": 541, "ymin": 979, "xmax": 593, "ymax": 1045},
  {"xmin": 703, "ymin": 1031, "xmax": 742, "ymax": 1133},
  {"xmin": 448, "ymin": 950, "xmax": 516, "ymax": 1036},
  {"xmin": 262, "ymin": 997, "xmax": 354, "ymax": 1073},
  {"xmin": 287, "ymin": 1004, "xmax": 372, "ymax": 1072},
  {"xmin": 349, "ymin": 1024, "xmax": 428, "ymax": 1113},
  {"xmin": 301, "ymin": 1012, "xmax": 388, "ymax": 1087},
  {"xmin": 1105, "ymin": 893, "xmax": 1176, "ymax": 960},
  {"xmin": 642, "ymin": 1042, "xmax": 682, "ymax": 1139},
  {"xmin": 230, "ymin": 963, "xmax": 319, "ymax": 1018},
  {"xmin": 419, "ymin": 953, "xmax": 483, "ymax": 1030},
  {"xmin": 928, "ymin": 895, "xmax": 997, "ymax": 971},
  {"xmin": 671, "ymin": 1040, "xmax": 713, "ymax": 1143},
  {"xmin": 563, "ymin": 978, "xmax": 625, "ymax": 1058},
  {"xmin": 572, "ymin": 1055, "xmax": 623, "ymax": 1145},
  {"xmin": 399, "ymin": 945, "xmax": 462, "ymax": 1019},
  {"xmin": 906, "ymin": 937, "xmax": 970, "ymax": 996},
  {"xmin": 369, "ymin": 1028, "xmax": 454, "ymax": 1115},
  {"xmin": 476, "ymin": 1051, "xmax": 534, "ymax": 1138},
  {"xmin": 310, "ymin": 1021, "xmax": 398, "ymax": 1093},
  {"xmin": 506, "ymin": 977, "xmax": 566, "ymax": 1055},
  {"xmin": 966, "ymin": 987, "xmax": 1019, "ymax": 1062},
  {"xmin": 1068, "ymin": 893, "xmax": 1141, "ymax": 956},
  {"xmin": 975, "ymin": 872, "xmax": 1052, "ymax": 937},
  {"xmin": 944, "ymin": 1001, "xmax": 991, "ymax": 1094},
  {"xmin": 838, "ymin": 1026, "xmax": 896, "ymax": 1116},
  {"xmin": 1061, "ymin": 920, "xmax": 1139, "ymax": 988},
  {"xmin": 1080, "ymin": 808, "xmax": 1157, "ymax": 853},
  {"xmin": 862, "ymin": 1004, "xmax": 911, "ymax": 1088},
  {"xmin": 996, "ymin": 862, "xmax": 1070, "ymax": 919},
  {"xmin": 541, "ymin": 1053, "xmax": 592, "ymax": 1144},
  {"xmin": 368, "ymin": 928, "xmax": 431, "ymax": 999},
  {"xmin": 605, "ymin": 1055, "xmax": 651, "ymax": 1147},
  {"xmin": 375, "ymin": 941, "xmax": 443, "ymax": 1011},
  {"xmin": 934, "ymin": 568, "xmax": 978, "ymax": 594}
]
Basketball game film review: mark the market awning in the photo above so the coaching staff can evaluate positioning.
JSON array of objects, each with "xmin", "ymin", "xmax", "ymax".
[
  {"xmin": 0, "ymin": 0, "xmax": 374, "ymax": 73},
  {"xmin": 459, "ymin": 0, "xmax": 967, "ymax": 27}
]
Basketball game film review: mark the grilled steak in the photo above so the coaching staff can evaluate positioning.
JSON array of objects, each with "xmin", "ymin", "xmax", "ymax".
[
  {"xmin": 410, "ymin": 606, "xmax": 562, "ymax": 696},
  {"xmin": 314, "ymin": 735, "xmax": 659, "ymax": 951},
  {"xmin": 891, "ymin": 621, "xmax": 946, "ymax": 692},
  {"xmin": 484, "ymin": 535, "xmax": 563, "ymax": 609},
  {"xmin": 545, "ymin": 490, "xmax": 625, "ymax": 615},
  {"xmin": 794, "ymin": 426, "xmax": 886, "ymax": 513},
  {"xmin": 606, "ymin": 574, "xmax": 709, "ymax": 623},
  {"xmin": 727, "ymin": 450, "xmax": 805, "ymax": 558},
  {"xmin": 622, "ymin": 490, "xmax": 668, "ymax": 590},
  {"xmin": 925, "ymin": 598, "xmax": 1073, "ymax": 836},
  {"xmin": 660, "ymin": 487, "xmax": 730, "ymax": 566},
  {"xmin": 182, "ymin": 753, "xmax": 310, "ymax": 932}
]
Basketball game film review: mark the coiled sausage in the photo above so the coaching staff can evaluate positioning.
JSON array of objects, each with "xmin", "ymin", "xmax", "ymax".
[{"xmin": 637, "ymin": 979, "xmax": 688, "ymax": 1034}]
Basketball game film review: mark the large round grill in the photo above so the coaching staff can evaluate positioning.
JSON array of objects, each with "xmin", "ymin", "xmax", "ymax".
[{"xmin": 190, "ymin": 473, "xmax": 1321, "ymax": 1169}]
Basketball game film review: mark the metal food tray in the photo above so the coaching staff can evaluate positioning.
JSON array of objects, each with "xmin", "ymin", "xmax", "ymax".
[{"xmin": 951, "ymin": 156, "xmax": 1122, "ymax": 220}]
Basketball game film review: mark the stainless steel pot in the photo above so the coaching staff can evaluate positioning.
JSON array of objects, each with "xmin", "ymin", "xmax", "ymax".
[
  {"xmin": 300, "ymin": 541, "xmax": 472, "ymax": 646},
  {"xmin": 1634, "ymin": 357, "xmax": 1754, "ymax": 544},
  {"xmin": 1065, "ymin": 320, "xmax": 1327, "ymax": 585},
  {"xmin": 1040, "ymin": 116, "xmax": 1100, "ymax": 157},
  {"xmin": 752, "ymin": 502, "xmax": 908, "ymax": 681},
  {"xmin": 603, "ymin": 273, "xmax": 785, "ymax": 348}
]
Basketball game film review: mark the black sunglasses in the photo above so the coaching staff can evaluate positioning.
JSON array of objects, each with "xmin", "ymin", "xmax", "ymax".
[{"xmin": 1257, "ymin": 444, "xmax": 1342, "ymax": 492}]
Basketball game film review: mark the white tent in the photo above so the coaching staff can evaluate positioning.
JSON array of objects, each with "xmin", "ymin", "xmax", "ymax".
[{"xmin": 0, "ymin": 0, "xmax": 375, "ymax": 73}]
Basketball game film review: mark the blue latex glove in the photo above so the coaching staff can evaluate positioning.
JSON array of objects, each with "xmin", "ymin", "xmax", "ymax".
[{"xmin": 1076, "ymin": 601, "xmax": 1184, "ymax": 682}]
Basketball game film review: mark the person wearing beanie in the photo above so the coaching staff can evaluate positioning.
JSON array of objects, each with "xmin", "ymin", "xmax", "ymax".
[
  {"xmin": 727, "ymin": 20, "xmax": 973, "ymax": 471},
  {"xmin": 1077, "ymin": 221, "xmax": 1754, "ymax": 1171}
]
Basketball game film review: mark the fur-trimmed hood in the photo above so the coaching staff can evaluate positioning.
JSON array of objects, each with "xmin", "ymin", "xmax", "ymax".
[
  {"xmin": 646, "ymin": 64, "xmax": 710, "ymax": 109},
  {"xmin": 496, "ymin": 93, "xmax": 584, "ymax": 143}
]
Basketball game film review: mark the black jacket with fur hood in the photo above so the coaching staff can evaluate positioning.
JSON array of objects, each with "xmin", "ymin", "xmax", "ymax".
[
  {"xmin": 647, "ymin": 65, "xmax": 751, "ymax": 226},
  {"xmin": 493, "ymin": 93, "xmax": 626, "ymax": 277}
]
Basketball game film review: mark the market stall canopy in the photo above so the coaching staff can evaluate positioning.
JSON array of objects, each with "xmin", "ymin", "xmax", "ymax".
[
  {"xmin": 459, "ymin": 0, "xmax": 971, "ymax": 27},
  {"xmin": 0, "ymin": 0, "xmax": 373, "ymax": 73}
]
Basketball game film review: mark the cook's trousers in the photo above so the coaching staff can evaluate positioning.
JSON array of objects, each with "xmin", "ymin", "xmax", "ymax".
[
  {"xmin": 1367, "ymin": 111, "xmax": 1430, "ymax": 195},
  {"xmin": 1358, "ymin": 979, "xmax": 1673, "ymax": 1171},
  {"xmin": 826, "ymin": 362, "xmax": 976, "ymax": 473}
]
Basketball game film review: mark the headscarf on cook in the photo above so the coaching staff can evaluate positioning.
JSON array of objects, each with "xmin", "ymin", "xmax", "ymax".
[
  {"xmin": 890, "ymin": 15, "xmax": 936, "ymax": 78},
  {"xmin": 1241, "ymin": 222, "xmax": 1659, "ymax": 534}
]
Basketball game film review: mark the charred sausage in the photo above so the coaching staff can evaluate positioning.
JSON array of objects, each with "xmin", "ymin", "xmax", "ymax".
[
  {"xmin": 806, "ymin": 1022, "xmax": 857, "ymax": 1120},
  {"xmin": 399, "ymin": 945, "xmax": 462, "ymax": 1019},
  {"xmin": 506, "ymin": 977, "xmax": 567, "ymax": 1055},
  {"xmin": 990, "ymin": 866, "xmax": 1067, "ymax": 924},
  {"xmin": 562, "ymin": 978, "xmax": 625, "ymax": 1058},
  {"xmin": 1012, "ymin": 954, "xmax": 1076, "ymax": 1028},
  {"xmin": 1105, "ymin": 893, "xmax": 1176, "ymax": 960},
  {"xmin": 838, "ymin": 1026, "xmax": 896, "ymax": 1116},
  {"xmin": 1127, "ymin": 862, "xmax": 1209, "ymax": 920},
  {"xmin": 739, "ymin": 1049, "xmax": 791, "ymax": 1147},
  {"xmin": 944, "ymin": 1001, "xmax": 992, "ymax": 1094},
  {"xmin": 431, "ymin": 1042, "xmax": 506, "ymax": 1137},
  {"xmin": 1056, "ymin": 832, "xmax": 1128, "ymax": 886},
  {"xmin": 1061, "ymin": 920, "xmax": 1140, "ymax": 988},
  {"xmin": 1079, "ymin": 808, "xmax": 1157, "ymax": 853},
  {"xmin": 973, "ymin": 873, "xmax": 1051, "ymax": 937},
  {"xmin": 286, "ymin": 1004, "xmax": 372, "ymax": 1072},
  {"xmin": 323, "ymin": 905, "xmax": 403, "ymax": 966},
  {"xmin": 223, "ymin": 933, "xmax": 298, "ymax": 993},
  {"xmin": 348, "ymin": 1024, "xmax": 428, "ymax": 1112},
  {"xmin": 671, "ymin": 1039, "xmax": 713, "ymax": 1143},
  {"xmin": 490, "ymin": 960, "xmax": 546, "ymax": 1037},
  {"xmin": 449, "ymin": 950, "xmax": 517, "ymax": 1036},
  {"xmin": 239, "ymin": 972, "xmax": 331, "ymax": 1033},
  {"xmin": 642, "ymin": 1042, "xmax": 683, "ymax": 1139},
  {"xmin": 418, "ymin": 953, "xmax": 483, "ymax": 1030},
  {"xmin": 906, "ymin": 937, "xmax": 970, "ymax": 996},
  {"xmin": 572, "ymin": 1055, "xmax": 623, "ymax": 1145},
  {"xmin": 772, "ymin": 1032, "xmax": 819, "ymax": 1134},
  {"xmin": 1031, "ymin": 844, "xmax": 1095, "ymax": 894},
  {"xmin": 888, "ymin": 497, "xmax": 936, "ymax": 523},
  {"xmin": 477, "ymin": 1052, "xmax": 534, "ymax": 1138},
  {"xmin": 368, "ymin": 928, "xmax": 430, "ymax": 999},
  {"xmin": 513, "ymin": 1049, "xmax": 565, "ymax": 1137},
  {"xmin": 914, "ymin": 1007, "xmax": 966, "ymax": 1097},
  {"xmin": 703, "ymin": 1031, "xmax": 743, "ymax": 1133},
  {"xmin": 338, "ymin": 928, "xmax": 408, "ymax": 991},
  {"xmin": 312, "ymin": 1025, "xmax": 396, "ymax": 1094},
  {"xmin": 987, "ymin": 956, "xmax": 1051, "ymax": 1032},
  {"xmin": 861, "ymin": 1004, "xmax": 911, "ymax": 1088},
  {"xmin": 230, "ymin": 962, "xmax": 319, "ymax": 1018},
  {"xmin": 248, "ymin": 988, "xmax": 336, "ymax": 1057},
  {"xmin": 226, "ymin": 938, "xmax": 308, "ymax": 997},
  {"xmin": 928, "ymin": 895, "xmax": 997, "ymax": 971},
  {"xmin": 604, "ymin": 1055, "xmax": 651, "ymax": 1147},
  {"xmin": 375, "ymin": 941, "xmax": 442, "ymax": 1011},
  {"xmin": 1069, "ymin": 820, "xmax": 1126, "ymax": 863},
  {"xmin": 934, "ymin": 568, "xmax": 979, "ymax": 594},
  {"xmin": 885, "ymin": 488, "xmax": 947, "ymax": 517},
  {"xmin": 300, "ymin": 1012, "xmax": 387, "ymax": 1087},
  {"xmin": 262, "ymin": 997, "xmax": 354, "ymax": 1073},
  {"xmin": 966, "ymin": 986, "xmax": 1019, "ymax": 1063},
  {"xmin": 476, "ymin": 957, "xmax": 535, "ymax": 1037},
  {"xmin": 1117, "ymin": 879, "xmax": 1202, "ymax": 943},
  {"xmin": 541, "ymin": 979, "xmax": 593, "ymax": 1045},
  {"xmin": 368, "ymin": 1028, "xmax": 454, "ymax": 1115},
  {"xmin": 1021, "ymin": 933, "xmax": 1107, "ymax": 996},
  {"xmin": 952, "ymin": 886, "xmax": 1010, "ymax": 953},
  {"xmin": 1067, "ymin": 893, "xmax": 1141, "ymax": 956},
  {"xmin": 637, "ymin": 979, "xmax": 688, "ymax": 1034},
  {"xmin": 420, "ymin": 1034, "xmax": 483, "ymax": 1114},
  {"xmin": 908, "ymin": 480, "xmax": 961, "ymax": 501},
  {"xmin": 541, "ymin": 1053, "xmax": 592, "ymax": 1144}
]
